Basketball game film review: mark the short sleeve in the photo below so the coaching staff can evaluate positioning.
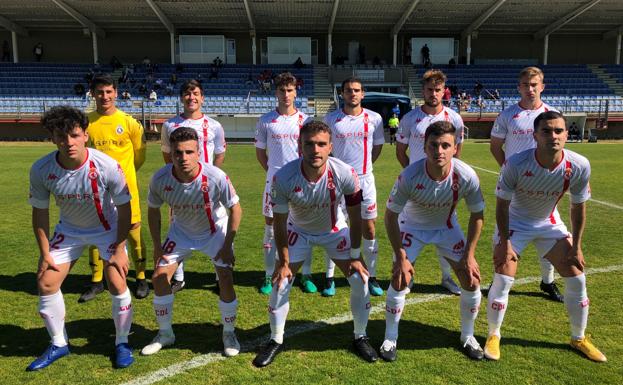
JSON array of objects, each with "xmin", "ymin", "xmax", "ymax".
[
  {"xmin": 454, "ymin": 115, "xmax": 465, "ymax": 145},
  {"xmin": 106, "ymin": 162, "xmax": 132, "ymax": 206},
  {"xmin": 490, "ymin": 113, "xmax": 508, "ymax": 139},
  {"xmin": 396, "ymin": 117, "xmax": 410, "ymax": 144},
  {"xmin": 147, "ymin": 175, "xmax": 164, "ymax": 208},
  {"xmin": 214, "ymin": 122, "xmax": 226, "ymax": 154},
  {"xmin": 569, "ymin": 160, "xmax": 591, "ymax": 204},
  {"xmin": 161, "ymin": 121, "xmax": 172, "ymax": 153},
  {"xmin": 495, "ymin": 160, "xmax": 517, "ymax": 201},
  {"xmin": 29, "ymin": 163, "xmax": 50, "ymax": 209},
  {"xmin": 128, "ymin": 116, "xmax": 145, "ymax": 153},
  {"xmin": 386, "ymin": 171, "xmax": 410, "ymax": 214},
  {"xmin": 372, "ymin": 116, "xmax": 385, "ymax": 145},
  {"xmin": 270, "ymin": 174, "xmax": 289, "ymax": 214},
  {"xmin": 341, "ymin": 165, "xmax": 360, "ymax": 196},
  {"xmin": 463, "ymin": 171, "xmax": 485, "ymax": 213},
  {"xmin": 217, "ymin": 173, "xmax": 240, "ymax": 209},
  {"xmin": 254, "ymin": 119, "xmax": 268, "ymax": 149}
]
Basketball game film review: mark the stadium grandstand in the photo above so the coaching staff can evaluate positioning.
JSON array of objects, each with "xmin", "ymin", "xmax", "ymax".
[{"xmin": 1, "ymin": 0, "xmax": 623, "ymax": 140}]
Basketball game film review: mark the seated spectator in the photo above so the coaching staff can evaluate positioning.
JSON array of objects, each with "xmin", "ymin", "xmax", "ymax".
[
  {"xmin": 170, "ymin": 73, "xmax": 178, "ymax": 85},
  {"xmin": 474, "ymin": 81, "xmax": 484, "ymax": 96},
  {"xmin": 121, "ymin": 90, "xmax": 132, "ymax": 100},
  {"xmin": 119, "ymin": 67, "xmax": 130, "ymax": 84},
  {"xmin": 213, "ymin": 56, "xmax": 223, "ymax": 67},
  {"xmin": 261, "ymin": 78, "xmax": 272, "ymax": 94},
  {"xmin": 165, "ymin": 83, "xmax": 174, "ymax": 96},
  {"xmin": 149, "ymin": 89, "xmax": 157, "ymax": 102},
  {"xmin": 73, "ymin": 83, "xmax": 85, "ymax": 96},
  {"xmin": 154, "ymin": 78, "xmax": 164, "ymax": 90},
  {"xmin": 296, "ymin": 77, "xmax": 304, "ymax": 90}
]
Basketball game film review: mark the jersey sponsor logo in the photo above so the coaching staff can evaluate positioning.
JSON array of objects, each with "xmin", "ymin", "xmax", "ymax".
[
  {"xmin": 47, "ymin": 173, "xmax": 58, "ymax": 180},
  {"xmin": 116, "ymin": 125, "xmax": 124, "ymax": 134},
  {"xmin": 335, "ymin": 131, "xmax": 365, "ymax": 139},
  {"xmin": 511, "ymin": 128, "xmax": 533, "ymax": 135},
  {"xmin": 164, "ymin": 185, "xmax": 173, "ymax": 192},
  {"xmin": 415, "ymin": 183, "xmax": 425, "ymax": 190},
  {"xmin": 523, "ymin": 170, "xmax": 534, "ymax": 177},
  {"xmin": 515, "ymin": 187, "xmax": 561, "ymax": 198}
]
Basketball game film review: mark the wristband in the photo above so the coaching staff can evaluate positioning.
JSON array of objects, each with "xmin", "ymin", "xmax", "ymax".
[{"xmin": 350, "ymin": 247, "xmax": 361, "ymax": 260}]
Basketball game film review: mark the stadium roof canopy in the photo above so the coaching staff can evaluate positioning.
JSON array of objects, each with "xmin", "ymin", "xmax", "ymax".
[{"xmin": 0, "ymin": 0, "xmax": 622, "ymax": 38}]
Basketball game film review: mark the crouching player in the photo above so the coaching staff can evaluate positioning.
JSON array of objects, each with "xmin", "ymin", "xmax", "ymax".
[
  {"xmin": 142, "ymin": 127, "xmax": 242, "ymax": 357},
  {"xmin": 28, "ymin": 106, "xmax": 134, "ymax": 370},
  {"xmin": 381, "ymin": 121, "xmax": 485, "ymax": 361},
  {"xmin": 253, "ymin": 121, "xmax": 375, "ymax": 367},
  {"xmin": 484, "ymin": 111, "xmax": 606, "ymax": 362}
]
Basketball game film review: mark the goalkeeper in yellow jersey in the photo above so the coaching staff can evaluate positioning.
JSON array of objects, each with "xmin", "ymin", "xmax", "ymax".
[{"xmin": 79, "ymin": 74, "xmax": 149, "ymax": 302}]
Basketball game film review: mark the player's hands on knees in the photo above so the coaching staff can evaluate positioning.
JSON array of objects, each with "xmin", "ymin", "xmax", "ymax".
[
  {"xmin": 37, "ymin": 253, "xmax": 60, "ymax": 277},
  {"xmin": 391, "ymin": 251, "xmax": 413, "ymax": 291},
  {"xmin": 566, "ymin": 246, "xmax": 585, "ymax": 271},
  {"xmin": 462, "ymin": 255, "xmax": 481, "ymax": 288},
  {"xmin": 272, "ymin": 262, "xmax": 292, "ymax": 288},
  {"xmin": 348, "ymin": 258, "xmax": 370, "ymax": 283},
  {"xmin": 153, "ymin": 247, "xmax": 169, "ymax": 267},
  {"xmin": 493, "ymin": 239, "xmax": 517, "ymax": 270},
  {"xmin": 215, "ymin": 246, "xmax": 235, "ymax": 267},
  {"xmin": 108, "ymin": 243, "xmax": 129, "ymax": 278}
]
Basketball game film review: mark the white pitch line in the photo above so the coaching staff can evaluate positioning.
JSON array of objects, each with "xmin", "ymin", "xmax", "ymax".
[
  {"xmin": 468, "ymin": 164, "xmax": 623, "ymax": 210},
  {"xmin": 120, "ymin": 264, "xmax": 623, "ymax": 385}
]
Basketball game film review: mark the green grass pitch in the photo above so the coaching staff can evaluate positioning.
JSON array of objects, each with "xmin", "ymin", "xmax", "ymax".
[{"xmin": 0, "ymin": 140, "xmax": 621, "ymax": 385}]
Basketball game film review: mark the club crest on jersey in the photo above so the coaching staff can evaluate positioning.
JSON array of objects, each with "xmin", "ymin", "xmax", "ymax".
[
  {"xmin": 564, "ymin": 167, "xmax": 572, "ymax": 180},
  {"xmin": 202, "ymin": 120, "xmax": 209, "ymax": 129},
  {"xmin": 201, "ymin": 182, "xmax": 209, "ymax": 193},
  {"xmin": 451, "ymin": 181, "xmax": 459, "ymax": 191},
  {"xmin": 47, "ymin": 173, "xmax": 58, "ymax": 180},
  {"xmin": 523, "ymin": 170, "xmax": 534, "ymax": 177},
  {"xmin": 116, "ymin": 125, "xmax": 124, "ymax": 135},
  {"xmin": 415, "ymin": 183, "xmax": 425, "ymax": 190},
  {"xmin": 88, "ymin": 167, "xmax": 98, "ymax": 180}
]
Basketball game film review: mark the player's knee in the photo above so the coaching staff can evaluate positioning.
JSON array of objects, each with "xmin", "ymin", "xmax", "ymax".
[
  {"xmin": 37, "ymin": 278, "xmax": 60, "ymax": 295},
  {"xmin": 347, "ymin": 273, "xmax": 365, "ymax": 290},
  {"xmin": 151, "ymin": 269, "xmax": 170, "ymax": 291}
]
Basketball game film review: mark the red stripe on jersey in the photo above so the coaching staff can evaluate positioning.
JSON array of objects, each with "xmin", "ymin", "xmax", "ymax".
[
  {"xmin": 363, "ymin": 112, "xmax": 369, "ymax": 174},
  {"xmin": 446, "ymin": 172, "xmax": 460, "ymax": 229},
  {"xmin": 201, "ymin": 174, "xmax": 217, "ymax": 233},
  {"xmin": 444, "ymin": 110, "xmax": 449, "ymax": 122},
  {"xmin": 549, "ymin": 160, "xmax": 572, "ymax": 224},
  {"xmin": 297, "ymin": 113, "xmax": 304, "ymax": 157},
  {"xmin": 202, "ymin": 118, "xmax": 210, "ymax": 164},
  {"xmin": 327, "ymin": 169, "xmax": 338, "ymax": 232},
  {"xmin": 88, "ymin": 160, "xmax": 111, "ymax": 231}
]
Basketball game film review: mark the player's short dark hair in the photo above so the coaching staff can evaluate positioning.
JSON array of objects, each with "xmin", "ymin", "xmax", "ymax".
[
  {"xmin": 300, "ymin": 120, "xmax": 331, "ymax": 141},
  {"xmin": 169, "ymin": 126, "xmax": 199, "ymax": 144},
  {"xmin": 274, "ymin": 72, "xmax": 297, "ymax": 88},
  {"xmin": 424, "ymin": 120, "xmax": 456, "ymax": 144},
  {"xmin": 41, "ymin": 105, "xmax": 89, "ymax": 134},
  {"xmin": 179, "ymin": 79, "xmax": 204, "ymax": 98},
  {"xmin": 422, "ymin": 69, "xmax": 447, "ymax": 86},
  {"xmin": 341, "ymin": 76, "xmax": 364, "ymax": 91},
  {"xmin": 90, "ymin": 74, "xmax": 117, "ymax": 91},
  {"xmin": 534, "ymin": 110, "xmax": 566, "ymax": 131}
]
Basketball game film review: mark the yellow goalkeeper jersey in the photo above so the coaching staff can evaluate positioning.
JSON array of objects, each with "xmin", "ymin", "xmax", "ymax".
[{"xmin": 87, "ymin": 109, "xmax": 146, "ymax": 222}]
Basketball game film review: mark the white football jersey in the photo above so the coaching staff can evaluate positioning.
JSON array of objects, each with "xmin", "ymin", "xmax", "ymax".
[
  {"xmin": 491, "ymin": 102, "xmax": 557, "ymax": 159},
  {"xmin": 324, "ymin": 108, "xmax": 384, "ymax": 175},
  {"xmin": 496, "ymin": 149, "xmax": 590, "ymax": 228},
  {"xmin": 148, "ymin": 163, "xmax": 239, "ymax": 240},
  {"xmin": 29, "ymin": 149, "xmax": 131, "ymax": 233},
  {"xmin": 396, "ymin": 106, "xmax": 464, "ymax": 163},
  {"xmin": 161, "ymin": 114, "xmax": 226, "ymax": 165},
  {"xmin": 271, "ymin": 157, "xmax": 360, "ymax": 234},
  {"xmin": 387, "ymin": 158, "xmax": 484, "ymax": 230},
  {"xmin": 254, "ymin": 109, "xmax": 312, "ymax": 172}
]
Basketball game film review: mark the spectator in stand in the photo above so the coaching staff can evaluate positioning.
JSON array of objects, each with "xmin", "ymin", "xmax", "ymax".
[
  {"xmin": 170, "ymin": 73, "xmax": 178, "ymax": 86},
  {"xmin": 294, "ymin": 56, "xmax": 304, "ymax": 68},
  {"xmin": 33, "ymin": 43, "xmax": 43, "ymax": 62},
  {"xmin": 119, "ymin": 67, "xmax": 130, "ymax": 85},
  {"xmin": 2, "ymin": 40, "xmax": 10, "ymax": 62},
  {"xmin": 209, "ymin": 65, "xmax": 219, "ymax": 81},
  {"xmin": 149, "ymin": 90, "xmax": 158, "ymax": 102},
  {"xmin": 474, "ymin": 81, "xmax": 484, "ymax": 97},
  {"xmin": 73, "ymin": 83, "xmax": 85, "ymax": 96},
  {"xmin": 296, "ymin": 77, "xmax": 305, "ymax": 90},
  {"xmin": 213, "ymin": 56, "xmax": 224, "ymax": 67},
  {"xmin": 154, "ymin": 78, "xmax": 164, "ymax": 90},
  {"xmin": 85, "ymin": 68, "xmax": 96, "ymax": 84},
  {"xmin": 443, "ymin": 86, "xmax": 451, "ymax": 106},
  {"xmin": 165, "ymin": 83, "xmax": 174, "ymax": 96},
  {"xmin": 245, "ymin": 72, "xmax": 255, "ymax": 87},
  {"xmin": 110, "ymin": 56, "xmax": 123, "ymax": 71},
  {"xmin": 448, "ymin": 57, "xmax": 456, "ymax": 68},
  {"xmin": 121, "ymin": 90, "xmax": 132, "ymax": 100},
  {"xmin": 421, "ymin": 44, "xmax": 430, "ymax": 64}
]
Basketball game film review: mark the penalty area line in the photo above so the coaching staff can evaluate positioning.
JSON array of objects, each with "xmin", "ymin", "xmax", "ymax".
[{"xmin": 120, "ymin": 264, "xmax": 623, "ymax": 385}]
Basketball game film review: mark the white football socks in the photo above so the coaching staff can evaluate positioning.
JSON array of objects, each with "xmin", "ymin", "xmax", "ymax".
[
  {"xmin": 301, "ymin": 253, "xmax": 313, "ymax": 276},
  {"xmin": 111, "ymin": 288, "xmax": 133, "ymax": 345},
  {"xmin": 384, "ymin": 285, "xmax": 409, "ymax": 341},
  {"xmin": 219, "ymin": 298, "xmax": 238, "ymax": 332},
  {"xmin": 540, "ymin": 258, "xmax": 555, "ymax": 284},
  {"xmin": 325, "ymin": 256, "xmax": 335, "ymax": 279},
  {"xmin": 460, "ymin": 288, "xmax": 481, "ymax": 342},
  {"xmin": 153, "ymin": 294, "xmax": 174, "ymax": 335},
  {"xmin": 263, "ymin": 224, "xmax": 276, "ymax": 277},
  {"xmin": 487, "ymin": 273, "xmax": 514, "ymax": 338},
  {"xmin": 564, "ymin": 274, "xmax": 589, "ymax": 340},
  {"xmin": 362, "ymin": 238, "xmax": 378, "ymax": 277},
  {"xmin": 269, "ymin": 278, "xmax": 293, "ymax": 344},
  {"xmin": 347, "ymin": 272, "xmax": 370, "ymax": 338},
  {"xmin": 39, "ymin": 290, "xmax": 67, "ymax": 347}
]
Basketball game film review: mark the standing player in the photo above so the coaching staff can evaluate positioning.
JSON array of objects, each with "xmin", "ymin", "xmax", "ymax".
[
  {"xmin": 380, "ymin": 121, "xmax": 485, "ymax": 361},
  {"xmin": 28, "ymin": 106, "xmax": 134, "ymax": 370},
  {"xmin": 161, "ymin": 79, "xmax": 227, "ymax": 292},
  {"xmin": 252, "ymin": 121, "xmax": 376, "ymax": 367},
  {"xmin": 255, "ymin": 72, "xmax": 316, "ymax": 295},
  {"xmin": 489, "ymin": 66, "xmax": 562, "ymax": 302},
  {"xmin": 396, "ymin": 69, "xmax": 465, "ymax": 295},
  {"xmin": 484, "ymin": 111, "xmax": 606, "ymax": 362},
  {"xmin": 81, "ymin": 74, "xmax": 148, "ymax": 302},
  {"xmin": 141, "ymin": 127, "xmax": 241, "ymax": 357},
  {"xmin": 323, "ymin": 77, "xmax": 384, "ymax": 297}
]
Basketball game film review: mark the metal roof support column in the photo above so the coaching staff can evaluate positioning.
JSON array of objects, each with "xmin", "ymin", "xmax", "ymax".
[
  {"xmin": 616, "ymin": 32, "xmax": 621, "ymax": 65},
  {"xmin": 11, "ymin": 31, "xmax": 18, "ymax": 63},
  {"xmin": 466, "ymin": 34, "xmax": 472, "ymax": 65},
  {"xmin": 392, "ymin": 34, "xmax": 397, "ymax": 66},
  {"xmin": 170, "ymin": 32, "xmax": 175, "ymax": 64},
  {"xmin": 251, "ymin": 32, "xmax": 257, "ymax": 65},
  {"xmin": 328, "ymin": 33, "xmax": 333, "ymax": 65},
  {"xmin": 543, "ymin": 34, "xmax": 549, "ymax": 65},
  {"xmin": 92, "ymin": 32, "xmax": 98, "ymax": 64}
]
